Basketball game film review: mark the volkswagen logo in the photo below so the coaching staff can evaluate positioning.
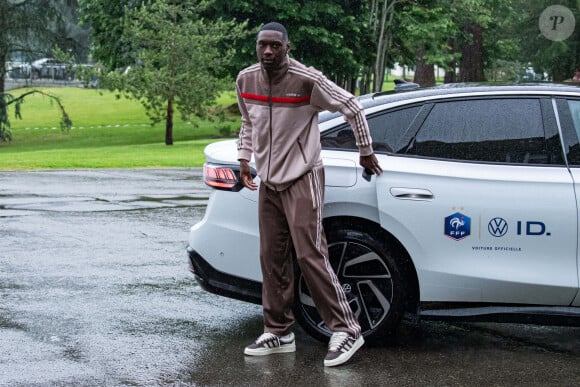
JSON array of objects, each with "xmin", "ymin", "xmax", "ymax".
[
  {"xmin": 342, "ymin": 283, "xmax": 352, "ymax": 294},
  {"xmin": 488, "ymin": 217, "xmax": 508, "ymax": 237}
]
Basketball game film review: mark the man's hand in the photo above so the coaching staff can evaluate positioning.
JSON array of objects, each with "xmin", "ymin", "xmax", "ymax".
[
  {"xmin": 239, "ymin": 159, "xmax": 258, "ymax": 190},
  {"xmin": 360, "ymin": 153, "xmax": 383, "ymax": 176}
]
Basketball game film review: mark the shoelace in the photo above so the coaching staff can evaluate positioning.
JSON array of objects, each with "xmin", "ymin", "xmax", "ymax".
[
  {"xmin": 256, "ymin": 332, "xmax": 278, "ymax": 344},
  {"xmin": 328, "ymin": 332, "xmax": 349, "ymax": 351}
]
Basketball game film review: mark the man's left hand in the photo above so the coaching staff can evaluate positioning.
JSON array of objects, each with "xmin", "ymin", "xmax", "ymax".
[{"xmin": 360, "ymin": 153, "xmax": 383, "ymax": 176}]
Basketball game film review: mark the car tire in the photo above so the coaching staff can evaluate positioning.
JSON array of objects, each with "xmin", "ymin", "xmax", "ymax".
[{"xmin": 293, "ymin": 221, "xmax": 406, "ymax": 344}]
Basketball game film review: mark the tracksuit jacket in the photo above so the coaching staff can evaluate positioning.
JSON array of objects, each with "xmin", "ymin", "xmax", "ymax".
[{"xmin": 236, "ymin": 56, "xmax": 374, "ymax": 191}]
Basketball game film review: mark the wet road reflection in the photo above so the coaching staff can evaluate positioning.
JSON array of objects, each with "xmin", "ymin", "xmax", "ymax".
[{"xmin": 0, "ymin": 169, "xmax": 579, "ymax": 386}]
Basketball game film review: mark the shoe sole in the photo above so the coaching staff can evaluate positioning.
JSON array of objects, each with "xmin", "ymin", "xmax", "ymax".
[
  {"xmin": 323, "ymin": 336, "xmax": 364, "ymax": 367},
  {"xmin": 244, "ymin": 342, "xmax": 296, "ymax": 356}
]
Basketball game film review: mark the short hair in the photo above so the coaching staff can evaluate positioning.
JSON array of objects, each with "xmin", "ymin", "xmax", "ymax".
[{"xmin": 259, "ymin": 22, "xmax": 288, "ymax": 40}]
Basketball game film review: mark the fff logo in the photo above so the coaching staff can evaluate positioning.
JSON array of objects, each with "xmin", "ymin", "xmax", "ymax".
[{"xmin": 445, "ymin": 212, "xmax": 471, "ymax": 241}]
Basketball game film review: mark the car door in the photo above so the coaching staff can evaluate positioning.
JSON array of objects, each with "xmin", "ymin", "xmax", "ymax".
[
  {"xmin": 554, "ymin": 97, "xmax": 580, "ymax": 307},
  {"xmin": 374, "ymin": 96, "xmax": 578, "ymax": 305}
]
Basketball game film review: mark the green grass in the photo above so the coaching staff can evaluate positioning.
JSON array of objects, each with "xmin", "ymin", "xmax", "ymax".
[
  {"xmin": 1, "ymin": 84, "xmax": 396, "ymax": 171},
  {"xmin": 0, "ymin": 87, "xmax": 240, "ymax": 170}
]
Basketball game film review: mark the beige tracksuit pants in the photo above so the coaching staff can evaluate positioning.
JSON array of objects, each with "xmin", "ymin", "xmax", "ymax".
[{"xmin": 258, "ymin": 166, "xmax": 361, "ymax": 338}]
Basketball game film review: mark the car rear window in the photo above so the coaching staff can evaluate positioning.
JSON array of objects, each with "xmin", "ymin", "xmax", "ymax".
[
  {"xmin": 403, "ymin": 98, "xmax": 558, "ymax": 164},
  {"xmin": 320, "ymin": 105, "xmax": 421, "ymax": 153}
]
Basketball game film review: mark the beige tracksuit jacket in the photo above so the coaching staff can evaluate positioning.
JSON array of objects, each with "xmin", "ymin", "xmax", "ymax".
[{"xmin": 236, "ymin": 57, "xmax": 373, "ymax": 191}]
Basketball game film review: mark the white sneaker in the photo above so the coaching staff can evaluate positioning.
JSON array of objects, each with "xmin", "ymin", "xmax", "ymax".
[
  {"xmin": 244, "ymin": 332, "xmax": 296, "ymax": 356},
  {"xmin": 323, "ymin": 332, "xmax": 364, "ymax": 367}
]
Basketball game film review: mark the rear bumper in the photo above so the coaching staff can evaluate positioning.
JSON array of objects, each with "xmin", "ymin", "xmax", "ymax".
[{"xmin": 187, "ymin": 246, "xmax": 262, "ymax": 305}]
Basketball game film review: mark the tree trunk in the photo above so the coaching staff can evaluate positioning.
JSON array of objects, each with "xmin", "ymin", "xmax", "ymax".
[
  {"xmin": 552, "ymin": 67, "xmax": 570, "ymax": 82},
  {"xmin": 360, "ymin": 66, "xmax": 372, "ymax": 95},
  {"xmin": 0, "ymin": 39, "xmax": 7, "ymax": 139},
  {"xmin": 0, "ymin": 3, "xmax": 6, "ymax": 96},
  {"xmin": 414, "ymin": 46, "xmax": 436, "ymax": 87},
  {"xmin": 368, "ymin": 0, "xmax": 398, "ymax": 92},
  {"xmin": 444, "ymin": 38, "xmax": 457, "ymax": 83},
  {"xmin": 373, "ymin": 0, "xmax": 389, "ymax": 92},
  {"xmin": 0, "ymin": 55, "xmax": 5, "ymax": 95},
  {"xmin": 165, "ymin": 97, "xmax": 174, "ymax": 146},
  {"xmin": 346, "ymin": 76, "xmax": 356, "ymax": 95},
  {"xmin": 444, "ymin": 70, "xmax": 456, "ymax": 84},
  {"xmin": 459, "ymin": 22, "xmax": 485, "ymax": 82}
]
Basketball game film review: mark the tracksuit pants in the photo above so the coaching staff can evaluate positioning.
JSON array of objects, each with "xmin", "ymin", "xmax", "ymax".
[{"xmin": 258, "ymin": 166, "xmax": 361, "ymax": 338}]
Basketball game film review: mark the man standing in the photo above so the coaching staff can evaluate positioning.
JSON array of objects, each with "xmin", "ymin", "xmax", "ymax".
[{"xmin": 237, "ymin": 22, "xmax": 382, "ymax": 367}]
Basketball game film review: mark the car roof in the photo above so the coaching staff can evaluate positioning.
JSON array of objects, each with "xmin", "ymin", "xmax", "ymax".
[{"xmin": 319, "ymin": 82, "xmax": 580, "ymax": 123}]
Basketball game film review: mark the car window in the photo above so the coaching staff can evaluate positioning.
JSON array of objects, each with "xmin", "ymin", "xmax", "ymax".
[
  {"xmin": 320, "ymin": 105, "xmax": 421, "ymax": 153},
  {"xmin": 403, "ymin": 98, "xmax": 559, "ymax": 164},
  {"xmin": 567, "ymin": 100, "xmax": 580, "ymax": 142},
  {"xmin": 367, "ymin": 106, "xmax": 421, "ymax": 152},
  {"xmin": 555, "ymin": 99, "xmax": 580, "ymax": 165},
  {"xmin": 320, "ymin": 123, "xmax": 357, "ymax": 151}
]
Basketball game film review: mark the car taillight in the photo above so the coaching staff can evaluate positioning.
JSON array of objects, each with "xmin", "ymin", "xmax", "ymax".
[{"xmin": 204, "ymin": 163, "xmax": 242, "ymax": 191}]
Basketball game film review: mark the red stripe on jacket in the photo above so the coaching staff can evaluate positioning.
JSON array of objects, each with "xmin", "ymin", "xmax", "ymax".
[{"xmin": 241, "ymin": 92, "xmax": 311, "ymax": 104}]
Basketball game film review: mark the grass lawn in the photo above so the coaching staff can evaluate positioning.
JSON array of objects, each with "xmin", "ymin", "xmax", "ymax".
[
  {"xmin": 0, "ymin": 87, "xmax": 239, "ymax": 170},
  {"xmin": 1, "ymin": 83, "xmax": 396, "ymax": 170}
]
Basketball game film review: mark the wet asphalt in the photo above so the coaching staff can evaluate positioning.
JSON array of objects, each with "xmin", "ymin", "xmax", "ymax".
[{"xmin": 0, "ymin": 169, "xmax": 579, "ymax": 386}]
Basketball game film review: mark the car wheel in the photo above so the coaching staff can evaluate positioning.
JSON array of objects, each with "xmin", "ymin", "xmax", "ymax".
[{"xmin": 293, "ymin": 222, "xmax": 406, "ymax": 344}]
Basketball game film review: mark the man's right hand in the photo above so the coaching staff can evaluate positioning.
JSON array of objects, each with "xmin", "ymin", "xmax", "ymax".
[
  {"xmin": 360, "ymin": 153, "xmax": 383, "ymax": 176},
  {"xmin": 239, "ymin": 159, "xmax": 258, "ymax": 191}
]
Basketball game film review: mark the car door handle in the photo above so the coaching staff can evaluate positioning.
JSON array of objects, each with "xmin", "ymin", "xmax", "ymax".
[{"xmin": 390, "ymin": 187, "xmax": 434, "ymax": 200}]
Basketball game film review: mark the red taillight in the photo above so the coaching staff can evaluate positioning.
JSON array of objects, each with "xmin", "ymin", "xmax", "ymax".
[{"xmin": 204, "ymin": 164, "xmax": 239, "ymax": 190}]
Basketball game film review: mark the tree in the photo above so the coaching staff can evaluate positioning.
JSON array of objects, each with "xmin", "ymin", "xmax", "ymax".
[
  {"xmin": 363, "ymin": 0, "xmax": 405, "ymax": 93},
  {"xmin": 52, "ymin": 1, "xmax": 91, "ymax": 63},
  {"xmin": 0, "ymin": 0, "xmax": 82, "ymax": 141},
  {"xmin": 78, "ymin": 0, "xmax": 146, "ymax": 69},
  {"xmin": 205, "ymin": 0, "xmax": 373, "ymax": 93},
  {"xmin": 396, "ymin": 0, "xmax": 507, "ymax": 85},
  {"xmin": 515, "ymin": 0, "xmax": 579, "ymax": 81},
  {"xmin": 396, "ymin": 2, "xmax": 457, "ymax": 87},
  {"xmin": 1, "ymin": 89, "xmax": 71, "ymax": 142},
  {"xmin": 480, "ymin": 0, "xmax": 525, "ymax": 82},
  {"xmin": 459, "ymin": 22, "xmax": 485, "ymax": 81},
  {"xmin": 104, "ymin": 0, "xmax": 247, "ymax": 145}
]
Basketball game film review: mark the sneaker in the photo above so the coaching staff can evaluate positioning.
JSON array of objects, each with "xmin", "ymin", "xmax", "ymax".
[
  {"xmin": 244, "ymin": 332, "xmax": 296, "ymax": 356},
  {"xmin": 323, "ymin": 332, "xmax": 364, "ymax": 367}
]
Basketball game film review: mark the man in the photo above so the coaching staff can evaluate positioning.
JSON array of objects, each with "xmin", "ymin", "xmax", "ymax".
[{"xmin": 236, "ymin": 22, "xmax": 382, "ymax": 367}]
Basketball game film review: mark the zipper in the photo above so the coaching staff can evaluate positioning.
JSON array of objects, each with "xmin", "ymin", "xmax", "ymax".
[{"xmin": 267, "ymin": 74, "xmax": 273, "ymax": 185}]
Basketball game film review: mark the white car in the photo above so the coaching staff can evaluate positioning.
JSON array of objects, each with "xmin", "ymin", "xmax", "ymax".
[{"xmin": 187, "ymin": 83, "xmax": 580, "ymax": 343}]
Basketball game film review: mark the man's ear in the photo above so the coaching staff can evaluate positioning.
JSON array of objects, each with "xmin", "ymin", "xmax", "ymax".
[{"xmin": 286, "ymin": 43, "xmax": 291, "ymax": 55}]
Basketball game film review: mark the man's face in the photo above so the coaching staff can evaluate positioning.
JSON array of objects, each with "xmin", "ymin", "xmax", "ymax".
[{"xmin": 256, "ymin": 30, "xmax": 289, "ymax": 71}]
